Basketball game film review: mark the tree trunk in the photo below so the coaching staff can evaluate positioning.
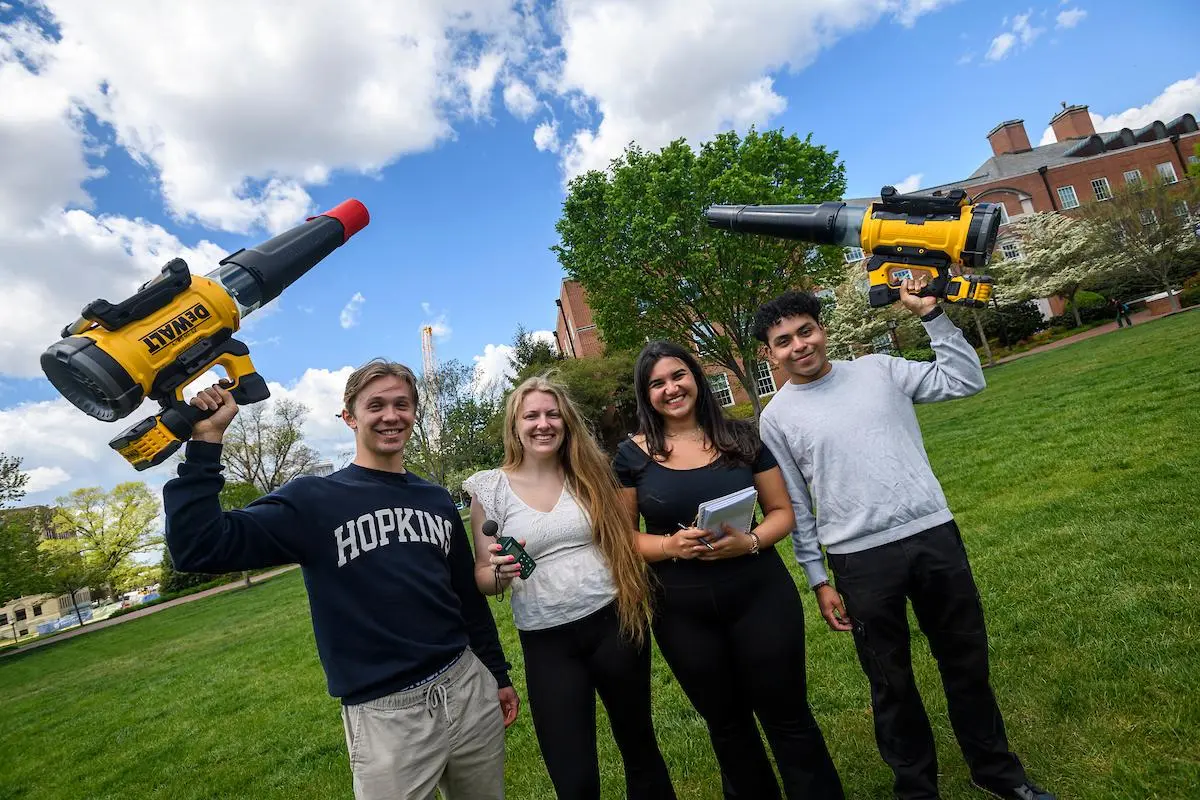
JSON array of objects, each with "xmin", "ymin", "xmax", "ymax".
[
  {"xmin": 744, "ymin": 377, "xmax": 763, "ymax": 419},
  {"xmin": 1071, "ymin": 302, "xmax": 1083, "ymax": 328},
  {"xmin": 69, "ymin": 589, "xmax": 85, "ymax": 628},
  {"xmin": 971, "ymin": 309, "xmax": 995, "ymax": 366},
  {"xmin": 1165, "ymin": 282, "xmax": 1182, "ymax": 312},
  {"xmin": 242, "ymin": 570, "xmax": 252, "ymax": 588}
]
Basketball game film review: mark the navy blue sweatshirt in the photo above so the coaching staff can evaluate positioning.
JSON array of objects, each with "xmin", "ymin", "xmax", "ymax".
[{"xmin": 163, "ymin": 441, "xmax": 511, "ymax": 705}]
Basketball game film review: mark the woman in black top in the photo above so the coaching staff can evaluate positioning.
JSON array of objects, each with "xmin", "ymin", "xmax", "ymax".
[{"xmin": 613, "ymin": 341, "xmax": 843, "ymax": 800}]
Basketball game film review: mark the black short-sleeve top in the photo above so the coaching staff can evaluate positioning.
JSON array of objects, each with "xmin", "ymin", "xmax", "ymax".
[{"xmin": 612, "ymin": 436, "xmax": 779, "ymax": 585}]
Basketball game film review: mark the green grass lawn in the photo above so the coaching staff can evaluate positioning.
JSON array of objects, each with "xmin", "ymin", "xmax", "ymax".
[{"xmin": 2, "ymin": 313, "xmax": 1198, "ymax": 800}]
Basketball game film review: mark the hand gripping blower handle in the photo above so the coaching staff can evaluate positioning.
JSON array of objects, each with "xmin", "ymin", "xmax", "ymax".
[
  {"xmin": 39, "ymin": 199, "xmax": 370, "ymax": 471},
  {"xmin": 705, "ymin": 185, "xmax": 1001, "ymax": 308},
  {"xmin": 482, "ymin": 520, "xmax": 536, "ymax": 580}
]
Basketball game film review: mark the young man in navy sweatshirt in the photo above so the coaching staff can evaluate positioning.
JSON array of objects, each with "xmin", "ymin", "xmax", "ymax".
[
  {"xmin": 164, "ymin": 358, "xmax": 518, "ymax": 800},
  {"xmin": 753, "ymin": 283, "xmax": 1054, "ymax": 800}
]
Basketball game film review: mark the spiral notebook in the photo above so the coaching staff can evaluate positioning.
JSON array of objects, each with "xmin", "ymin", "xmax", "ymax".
[{"xmin": 696, "ymin": 486, "xmax": 758, "ymax": 541}]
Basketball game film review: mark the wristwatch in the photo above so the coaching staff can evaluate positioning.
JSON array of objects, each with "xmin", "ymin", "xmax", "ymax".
[
  {"xmin": 920, "ymin": 306, "xmax": 944, "ymax": 323},
  {"xmin": 812, "ymin": 580, "xmax": 831, "ymax": 592}
]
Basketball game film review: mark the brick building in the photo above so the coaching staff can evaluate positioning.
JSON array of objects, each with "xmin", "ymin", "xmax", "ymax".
[
  {"xmin": 848, "ymin": 104, "xmax": 1200, "ymax": 316},
  {"xmin": 553, "ymin": 279, "xmax": 788, "ymax": 409}
]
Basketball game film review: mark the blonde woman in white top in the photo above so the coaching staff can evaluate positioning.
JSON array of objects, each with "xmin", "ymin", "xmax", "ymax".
[{"xmin": 464, "ymin": 375, "xmax": 676, "ymax": 800}]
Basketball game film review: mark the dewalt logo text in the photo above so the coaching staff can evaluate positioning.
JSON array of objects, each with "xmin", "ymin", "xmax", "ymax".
[{"xmin": 140, "ymin": 304, "xmax": 212, "ymax": 354}]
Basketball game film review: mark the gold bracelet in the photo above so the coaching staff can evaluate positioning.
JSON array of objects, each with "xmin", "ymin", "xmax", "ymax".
[{"xmin": 748, "ymin": 532, "xmax": 761, "ymax": 555}]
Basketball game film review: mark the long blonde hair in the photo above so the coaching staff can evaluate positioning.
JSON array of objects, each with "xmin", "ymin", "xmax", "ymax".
[{"xmin": 502, "ymin": 375, "xmax": 650, "ymax": 643}]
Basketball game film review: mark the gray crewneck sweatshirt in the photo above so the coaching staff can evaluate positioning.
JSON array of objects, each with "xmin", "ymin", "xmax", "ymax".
[{"xmin": 758, "ymin": 312, "xmax": 986, "ymax": 587}]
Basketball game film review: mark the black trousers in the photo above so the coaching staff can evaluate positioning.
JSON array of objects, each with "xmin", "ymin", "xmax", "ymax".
[
  {"xmin": 518, "ymin": 603, "xmax": 676, "ymax": 800},
  {"xmin": 652, "ymin": 548, "xmax": 844, "ymax": 800},
  {"xmin": 827, "ymin": 521, "xmax": 1027, "ymax": 800}
]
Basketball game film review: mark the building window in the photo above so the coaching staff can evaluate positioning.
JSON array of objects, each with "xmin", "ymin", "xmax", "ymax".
[
  {"xmin": 1172, "ymin": 201, "xmax": 1190, "ymax": 219},
  {"xmin": 1139, "ymin": 209, "xmax": 1157, "ymax": 226},
  {"xmin": 18, "ymin": 629, "xmax": 27, "ymax": 637},
  {"xmin": 1000, "ymin": 241, "xmax": 1022, "ymax": 260},
  {"xmin": 998, "ymin": 203, "xmax": 1011, "ymax": 224},
  {"xmin": 0, "ymin": 613, "xmax": 7, "ymax": 625},
  {"xmin": 844, "ymin": 246, "xmax": 864, "ymax": 263},
  {"xmin": 709, "ymin": 373, "xmax": 734, "ymax": 407},
  {"xmin": 15, "ymin": 608, "xmax": 27, "ymax": 621},
  {"xmin": 1091, "ymin": 177, "xmax": 1112, "ymax": 201},
  {"xmin": 1123, "ymin": 169, "xmax": 1143, "ymax": 186},
  {"xmin": 754, "ymin": 361, "xmax": 776, "ymax": 397},
  {"xmin": 1156, "ymin": 162, "xmax": 1178, "ymax": 184},
  {"xmin": 1190, "ymin": 155, "xmax": 1200, "ymax": 166},
  {"xmin": 32, "ymin": 604, "xmax": 42, "ymax": 617},
  {"xmin": 1056, "ymin": 186, "xmax": 1079, "ymax": 209},
  {"xmin": 692, "ymin": 322, "xmax": 716, "ymax": 356}
]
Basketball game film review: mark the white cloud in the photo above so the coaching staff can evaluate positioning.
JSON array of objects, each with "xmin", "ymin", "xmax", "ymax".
[
  {"xmin": 1037, "ymin": 73, "xmax": 1200, "ymax": 145},
  {"xmin": 3, "ymin": 0, "xmax": 529, "ymax": 234},
  {"xmin": 1055, "ymin": 8, "xmax": 1086, "ymax": 29},
  {"xmin": 893, "ymin": 173, "xmax": 923, "ymax": 193},
  {"xmin": 471, "ymin": 329, "xmax": 556, "ymax": 397},
  {"xmin": 533, "ymin": 120, "xmax": 560, "ymax": 152},
  {"xmin": 503, "ymin": 79, "xmax": 539, "ymax": 119},
  {"xmin": 956, "ymin": 53, "xmax": 973, "ymax": 65},
  {"xmin": 464, "ymin": 51, "xmax": 506, "ymax": 118},
  {"xmin": 420, "ymin": 304, "xmax": 452, "ymax": 341},
  {"xmin": 986, "ymin": 32, "xmax": 1016, "ymax": 61},
  {"xmin": 472, "ymin": 343, "xmax": 515, "ymax": 398},
  {"xmin": 339, "ymin": 292, "xmax": 366, "ymax": 329},
  {"xmin": 22, "ymin": 465, "xmax": 70, "ymax": 494},
  {"xmin": 985, "ymin": 11, "xmax": 1043, "ymax": 61},
  {"xmin": 549, "ymin": 0, "xmax": 960, "ymax": 180}
]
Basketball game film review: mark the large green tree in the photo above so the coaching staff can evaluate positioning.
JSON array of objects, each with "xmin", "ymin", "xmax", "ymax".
[
  {"xmin": 410, "ymin": 359, "xmax": 504, "ymax": 486},
  {"xmin": 553, "ymin": 127, "xmax": 847, "ymax": 416},
  {"xmin": 1080, "ymin": 175, "xmax": 1200, "ymax": 312},
  {"xmin": 52, "ymin": 482, "xmax": 162, "ymax": 592},
  {"xmin": 508, "ymin": 324, "xmax": 561, "ymax": 381}
]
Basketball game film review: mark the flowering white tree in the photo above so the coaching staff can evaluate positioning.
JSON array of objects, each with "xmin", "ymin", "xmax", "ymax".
[
  {"xmin": 824, "ymin": 265, "xmax": 925, "ymax": 358},
  {"xmin": 1005, "ymin": 211, "xmax": 1119, "ymax": 327}
]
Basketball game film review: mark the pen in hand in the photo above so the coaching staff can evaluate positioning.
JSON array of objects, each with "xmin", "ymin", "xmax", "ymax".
[{"xmin": 678, "ymin": 522, "xmax": 715, "ymax": 550}]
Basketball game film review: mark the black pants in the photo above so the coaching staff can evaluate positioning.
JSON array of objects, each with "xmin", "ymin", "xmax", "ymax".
[
  {"xmin": 519, "ymin": 603, "xmax": 676, "ymax": 800},
  {"xmin": 828, "ymin": 521, "xmax": 1027, "ymax": 799},
  {"xmin": 652, "ymin": 548, "xmax": 844, "ymax": 800}
]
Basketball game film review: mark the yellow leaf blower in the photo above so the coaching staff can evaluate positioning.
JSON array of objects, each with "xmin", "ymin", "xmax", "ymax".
[
  {"xmin": 705, "ymin": 185, "xmax": 1001, "ymax": 308},
  {"xmin": 40, "ymin": 200, "xmax": 370, "ymax": 471}
]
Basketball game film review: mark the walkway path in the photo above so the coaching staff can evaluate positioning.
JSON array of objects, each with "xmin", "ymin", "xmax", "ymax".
[
  {"xmin": 988, "ymin": 305, "xmax": 1194, "ymax": 366},
  {"xmin": 0, "ymin": 564, "xmax": 299, "ymax": 659}
]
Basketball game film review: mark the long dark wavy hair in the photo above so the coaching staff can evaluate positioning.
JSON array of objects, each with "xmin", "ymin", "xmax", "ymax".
[{"xmin": 632, "ymin": 340, "xmax": 760, "ymax": 468}]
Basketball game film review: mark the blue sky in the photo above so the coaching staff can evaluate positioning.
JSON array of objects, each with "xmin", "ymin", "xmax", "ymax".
[{"xmin": 1, "ymin": 0, "xmax": 1197, "ymax": 506}]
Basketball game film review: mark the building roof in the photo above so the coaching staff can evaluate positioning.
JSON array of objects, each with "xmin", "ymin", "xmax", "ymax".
[{"xmin": 846, "ymin": 112, "xmax": 1198, "ymax": 205}]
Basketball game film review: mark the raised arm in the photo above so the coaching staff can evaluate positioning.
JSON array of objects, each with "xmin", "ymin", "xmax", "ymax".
[{"xmin": 883, "ymin": 280, "xmax": 986, "ymax": 403}]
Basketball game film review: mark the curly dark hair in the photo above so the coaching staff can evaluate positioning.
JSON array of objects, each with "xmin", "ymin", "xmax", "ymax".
[
  {"xmin": 752, "ymin": 291, "xmax": 824, "ymax": 343},
  {"xmin": 632, "ymin": 340, "xmax": 760, "ymax": 467}
]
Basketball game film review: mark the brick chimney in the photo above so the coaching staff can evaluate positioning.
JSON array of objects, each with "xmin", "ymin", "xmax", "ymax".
[
  {"xmin": 987, "ymin": 119, "xmax": 1032, "ymax": 156},
  {"xmin": 1050, "ymin": 103, "xmax": 1095, "ymax": 142}
]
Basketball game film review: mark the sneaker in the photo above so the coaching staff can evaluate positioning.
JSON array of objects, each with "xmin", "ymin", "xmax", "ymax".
[{"xmin": 971, "ymin": 780, "xmax": 1056, "ymax": 800}]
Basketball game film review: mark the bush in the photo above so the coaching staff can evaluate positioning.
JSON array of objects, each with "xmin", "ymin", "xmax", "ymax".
[
  {"xmin": 899, "ymin": 346, "xmax": 935, "ymax": 362},
  {"xmin": 1181, "ymin": 286, "xmax": 1200, "ymax": 308}
]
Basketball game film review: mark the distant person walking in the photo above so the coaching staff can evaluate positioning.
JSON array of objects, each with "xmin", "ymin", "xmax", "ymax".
[{"xmin": 1111, "ymin": 298, "xmax": 1134, "ymax": 328}]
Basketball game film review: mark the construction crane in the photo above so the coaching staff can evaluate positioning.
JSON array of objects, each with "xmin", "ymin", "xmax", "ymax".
[{"xmin": 420, "ymin": 324, "xmax": 441, "ymax": 447}]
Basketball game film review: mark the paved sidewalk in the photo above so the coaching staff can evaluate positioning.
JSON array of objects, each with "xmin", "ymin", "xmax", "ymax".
[
  {"xmin": 0, "ymin": 564, "xmax": 299, "ymax": 659},
  {"xmin": 987, "ymin": 305, "xmax": 1194, "ymax": 366}
]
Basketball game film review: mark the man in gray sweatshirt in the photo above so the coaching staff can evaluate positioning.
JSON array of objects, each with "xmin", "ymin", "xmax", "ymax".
[{"xmin": 754, "ymin": 284, "xmax": 1053, "ymax": 800}]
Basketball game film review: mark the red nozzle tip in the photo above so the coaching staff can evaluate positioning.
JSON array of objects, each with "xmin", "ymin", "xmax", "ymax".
[{"xmin": 317, "ymin": 199, "xmax": 370, "ymax": 242}]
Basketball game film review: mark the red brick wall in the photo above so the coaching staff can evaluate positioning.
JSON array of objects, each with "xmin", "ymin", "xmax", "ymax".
[
  {"xmin": 556, "ymin": 280, "xmax": 605, "ymax": 358},
  {"xmin": 971, "ymin": 131, "xmax": 1199, "ymax": 217}
]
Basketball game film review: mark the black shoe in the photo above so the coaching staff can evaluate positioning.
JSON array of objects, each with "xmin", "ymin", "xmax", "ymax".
[{"xmin": 971, "ymin": 780, "xmax": 1056, "ymax": 800}]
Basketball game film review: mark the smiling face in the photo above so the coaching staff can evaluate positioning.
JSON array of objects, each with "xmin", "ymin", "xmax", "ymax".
[
  {"xmin": 516, "ymin": 390, "xmax": 566, "ymax": 459},
  {"xmin": 646, "ymin": 356, "xmax": 699, "ymax": 423},
  {"xmin": 342, "ymin": 374, "xmax": 417, "ymax": 460},
  {"xmin": 765, "ymin": 313, "xmax": 831, "ymax": 384}
]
